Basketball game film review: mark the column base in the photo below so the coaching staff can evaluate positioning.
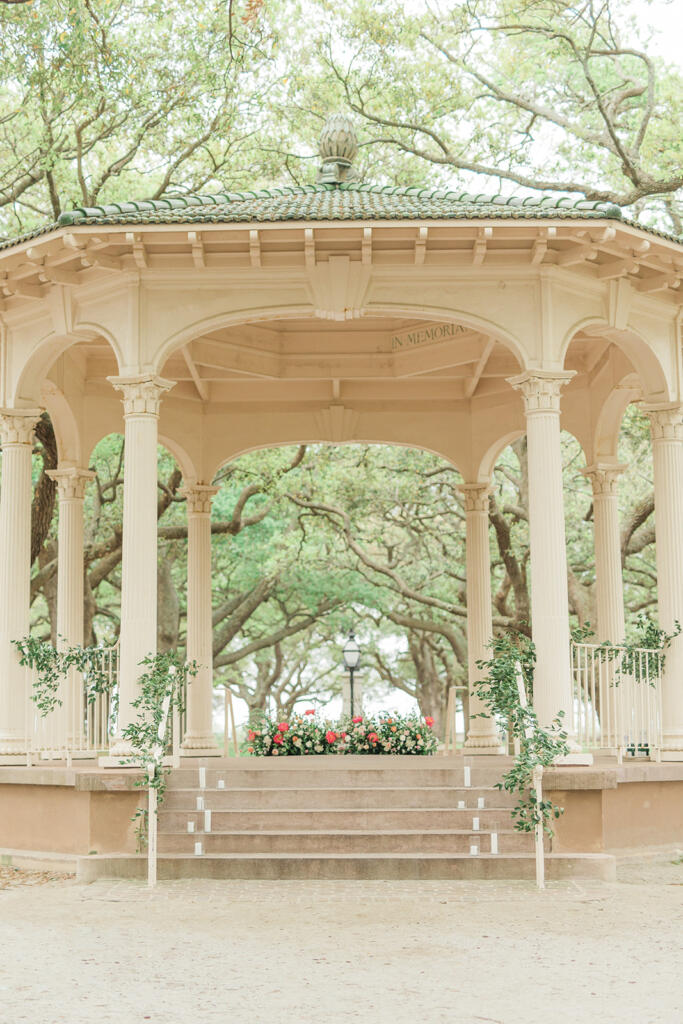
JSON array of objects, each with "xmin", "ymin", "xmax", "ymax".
[
  {"xmin": 180, "ymin": 733, "xmax": 222, "ymax": 758},
  {"xmin": 463, "ymin": 733, "xmax": 505, "ymax": 755}
]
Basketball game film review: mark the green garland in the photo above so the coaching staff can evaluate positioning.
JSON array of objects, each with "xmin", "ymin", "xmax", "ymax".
[
  {"xmin": 571, "ymin": 614, "xmax": 681, "ymax": 684},
  {"xmin": 474, "ymin": 633, "xmax": 569, "ymax": 836},
  {"xmin": 14, "ymin": 636, "xmax": 195, "ymax": 850}
]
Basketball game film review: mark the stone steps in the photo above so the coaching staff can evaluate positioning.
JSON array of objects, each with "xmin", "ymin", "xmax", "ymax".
[
  {"xmin": 165, "ymin": 762, "xmax": 508, "ymax": 790},
  {"xmin": 162, "ymin": 786, "xmax": 518, "ymax": 810},
  {"xmin": 157, "ymin": 829, "xmax": 542, "ymax": 855},
  {"xmin": 77, "ymin": 852, "xmax": 616, "ymax": 882},
  {"xmin": 159, "ymin": 807, "xmax": 519, "ymax": 831},
  {"xmin": 74, "ymin": 758, "xmax": 615, "ymax": 881}
]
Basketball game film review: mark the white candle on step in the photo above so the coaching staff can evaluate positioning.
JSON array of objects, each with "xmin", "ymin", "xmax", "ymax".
[
  {"xmin": 204, "ymin": 809, "xmax": 212, "ymax": 833},
  {"xmin": 470, "ymin": 844, "xmax": 478, "ymax": 856},
  {"xmin": 187, "ymin": 821, "xmax": 195, "ymax": 833},
  {"xmin": 217, "ymin": 779, "xmax": 225, "ymax": 789},
  {"xmin": 457, "ymin": 800, "xmax": 465, "ymax": 809},
  {"xmin": 196, "ymin": 796, "xmax": 204, "ymax": 811},
  {"xmin": 478, "ymin": 797, "xmax": 485, "ymax": 809},
  {"xmin": 490, "ymin": 832, "xmax": 498, "ymax": 855},
  {"xmin": 472, "ymin": 816, "xmax": 480, "ymax": 831},
  {"xmin": 464, "ymin": 766, "xmax": 471, "ymax": 787},
  {"xmin": 199, "ymin": 767, "xmax": 206, "ymax": 789},
  {"xmin": 194, "ymin": 841, "xmax": 203, "ymax": 856}
]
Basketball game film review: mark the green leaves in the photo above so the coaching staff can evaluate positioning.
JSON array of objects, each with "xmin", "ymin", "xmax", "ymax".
[{"xmin": 474, "ymin": 633, "xmax": 569, "ymax": 835}]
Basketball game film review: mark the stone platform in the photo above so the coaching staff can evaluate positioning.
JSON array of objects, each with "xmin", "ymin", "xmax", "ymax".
[{"xmin": 1, "ymin": 754, "xmax": 681, "ymax": 881}]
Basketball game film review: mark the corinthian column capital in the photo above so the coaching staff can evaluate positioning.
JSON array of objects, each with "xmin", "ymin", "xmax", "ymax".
[
  {"xmin": 507, "ymin": 370, "xmax": 575, "ymax": 415},
  {"xmin": 0, "ymin": 408, "xmax": 43, "ymax": 446},
  {"xmin": 47, "ymin": 467, "xmax": 96, "ymax": 501},
  {"xmin": 107, "ymin": 375, "xmax": 175, "ymax": 417},
  {"xmin": 582, "ymin": 463, "xmax": 627, "ymax": 497},
  {"xmin": 180, "ymin": 484, "xmax": 218, "ymax": 516},
  {"xmin": 459, "ymin": 483, "xmax": 491, "ymax": 514},
  {"xmin": 643, "ymin": 403, "xmax": 683, "ymax": 442}
]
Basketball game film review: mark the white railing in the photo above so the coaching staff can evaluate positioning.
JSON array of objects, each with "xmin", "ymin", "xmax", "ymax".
[
  {"xmin": 26, "ymin": 642, "xmax": 119, "ymax": 764},
  {"xmin": 570, "ymin": 640, "xmax": 663, "ymax": 760}
]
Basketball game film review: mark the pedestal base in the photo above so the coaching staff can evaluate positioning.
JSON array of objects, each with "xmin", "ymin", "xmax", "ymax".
[
  {"xmin": 660, "ymin": 750, "xmax": 683, "ymax": 762},
  {"xmin": 463, "ymin": 733, "xmax": 505, "ymax": 756},
  {"xmin": 462, "ymin": 743, "xmax": 506, "ymax": 756},
  {"xmin": 180, "ymin": 733, "xmax": 221, "ymax": 758}
]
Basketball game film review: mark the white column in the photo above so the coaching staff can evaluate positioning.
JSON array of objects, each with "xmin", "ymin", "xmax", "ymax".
[
  {"xmin": 646, "ymin": 405, "xmax": 683, "ymax": 754},
  {"xmin": 584, "ymin": 464, "xmax": 627, "ymax": 644},
  {"xmin": 47, "ymin": 468, "xmax": 95, "ymax": 746},
  {"xmin": 0, "ymin": 409, "xmax": 42, "ymax": 755},
  {"xmin": 460, "ymin": 483, "xmax": 504, "ymax": 753},
  {"xmin": 180, "ymin": 484, "xmax": 220, "ymax": 756},
  {"xmin": 108, "ymin": 375, "xmax": 174, "ymax": 754},
  {"xmin": 508, "ymin": 371, "xmax": 586, "ymax": 759}
]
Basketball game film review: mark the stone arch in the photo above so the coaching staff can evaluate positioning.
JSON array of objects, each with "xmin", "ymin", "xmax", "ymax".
[
  {"xmin": 591, "ymin": 373, "xmax": 642, "ymax": 463},
  {"xmin": 11, "ymin": 324, "xmax": 124, "ymax": 407},
  {"xmin": 39, "ymin": 380, "xmax": 83, "ymax": 467},
  {"xmin": 151, "ymin": 303, "xmax": 530, "ymax": 380},
  {"xmin": 559, "ymin": 317, "xmax": 671, "ymax": 403},
  {"xmin": 208, "ymin": 438, "xmax": 463, "ymax": 487}
]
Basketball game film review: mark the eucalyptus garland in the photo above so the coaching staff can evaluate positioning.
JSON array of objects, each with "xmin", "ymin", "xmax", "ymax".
[
  {"xmin": 571, "ymin": 614, "xmax": 681, "ymax": 684},
  {"xmin": 14, "ymin": 635, "xmax": 196, "ymax": 850},
  {"xmin": 474, "ymin": 633, "xmax": 569, "ymax": 836}
]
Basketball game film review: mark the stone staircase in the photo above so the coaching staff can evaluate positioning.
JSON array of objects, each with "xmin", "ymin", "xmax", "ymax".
[{"xmin": 77, "ymin": 756, "xmax": 615, "ymax": 881}]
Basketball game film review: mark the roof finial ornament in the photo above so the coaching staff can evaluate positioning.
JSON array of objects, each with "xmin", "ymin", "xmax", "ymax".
[{"xmin": 317, "ymin": 113, "xmax": 358, "ymax": 186}]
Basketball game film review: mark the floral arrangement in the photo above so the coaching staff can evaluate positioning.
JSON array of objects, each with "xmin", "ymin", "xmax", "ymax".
[{"xmin": 245, "ymin": 710, "xmax": 437, "ymax": 756}]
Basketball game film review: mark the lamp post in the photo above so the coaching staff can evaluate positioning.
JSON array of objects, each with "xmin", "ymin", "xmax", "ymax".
[{"xmin": 342, "ymin": 631, "xmax": 361, "ymax": 718}]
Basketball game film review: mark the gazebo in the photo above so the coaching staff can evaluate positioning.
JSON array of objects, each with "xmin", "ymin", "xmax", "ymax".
[{"xmin": 1, "ymin": 114, "xmax": 682, "ymax": 767}]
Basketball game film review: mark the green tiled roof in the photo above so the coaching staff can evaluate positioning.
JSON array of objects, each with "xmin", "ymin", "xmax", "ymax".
[{"xmin": 55, "ymin": 182, "xmax": 623, "ymax": 227}]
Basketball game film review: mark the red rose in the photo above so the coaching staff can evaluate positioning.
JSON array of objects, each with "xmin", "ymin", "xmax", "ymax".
[
  {"xmin": 341, "ymin": 731, "xmax": 347, "ymax": 739},
  {"xmin": 248, "ymin": 730, "xmax": 256, "ymax": 741},
  {"xmin": 304, "ymin": 709, "xmax": 315, "ymax": 716},
  {"xmin": 273, "ymin": 734, "xmax": 283, "ymax": 745},
  {"xmin": 278, "ymin": 722, "xmax": 289, "ymax": 732},
  {"xmin": 368, "ymin": 732, "xmax": 379, "ymax": 743},
  {"xmin": 352, "ymin": 716, "xmax": 363, "ymax": 723},
  {"xmin": 326, "ymin": 730, "xmax": 337, "ymax": 744},
  {"xmin": 425, "ymin": 716, "xmax": 434, "ymax": 728}
]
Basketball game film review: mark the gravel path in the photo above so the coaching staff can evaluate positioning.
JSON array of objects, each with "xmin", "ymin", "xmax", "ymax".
[{"xmin": 0, "ymin": 855, "xmax": 681, "ymax": 1024}]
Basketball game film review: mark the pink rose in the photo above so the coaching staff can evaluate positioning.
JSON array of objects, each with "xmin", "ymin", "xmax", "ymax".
[
  {"xmin": 278, "ymin": 722, "xmax": 289, "ymax": 733},
  {"xmin": 326, "ymin": 730, "xmax": 337, "ymax": 744},
  {"xmin": 352, "ymin": 716, "xmax": 363, "ymax": 724}
]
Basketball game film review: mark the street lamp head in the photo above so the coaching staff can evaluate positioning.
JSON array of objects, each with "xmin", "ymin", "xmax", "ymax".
[{"xmin": 342, "ymin": 630, "xmax": 361, "ymax": 669}]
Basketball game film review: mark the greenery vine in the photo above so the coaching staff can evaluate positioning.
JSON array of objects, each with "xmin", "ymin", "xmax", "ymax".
[
  {"xmin": 474, "ymin": 633, "xmax": 569, "ymax": 836},
  {"xmin": 571, "ymin": 614, "xmax": 681, "ymax": 684},
  {"xmin": 14, "ymin": 636, "xmax": 195, "ymax": 851}
]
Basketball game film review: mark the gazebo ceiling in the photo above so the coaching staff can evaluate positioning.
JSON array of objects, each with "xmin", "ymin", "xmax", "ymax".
[{"xmin": 58, "ymin": 314, "xmax": 632, "ymax": 409}]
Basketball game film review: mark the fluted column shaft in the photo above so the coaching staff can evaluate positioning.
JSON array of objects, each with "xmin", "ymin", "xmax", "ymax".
[
  {"xmin": 181, "ymin": 485, "xmax": 220, "ymax": 755},
  {"xmin": 461, "ymin": 484, "xmax": 503, "ymax": 752},
  {"xmin": 647, "ymin": 405, "xmax": 683, "ymax": 751},
  {"xmin": 108, "ymin": 376, "xmax": 173, "ymax": 752},
  {"xmin": 0, "ymin": 410, "xmax": 42, "ymax": 754},
  {"xmin": 584, "ymin": 465, "xmax": 626, "ymax": 644},
  {"xmin": 47, "ymin": 468, "xmax": 94, "ymax": 743},
  {"xmin": 509, "ymin": 372, "xmax": 576, "ymax": 737}
]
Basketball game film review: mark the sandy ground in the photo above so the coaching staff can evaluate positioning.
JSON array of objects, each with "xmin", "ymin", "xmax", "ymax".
[{"xmin": 0, "ymin": 856, "xmax": 681, "ymax": 1024}]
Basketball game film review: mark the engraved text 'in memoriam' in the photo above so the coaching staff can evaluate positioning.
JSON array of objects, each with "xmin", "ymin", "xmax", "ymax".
[{"xmin": 391, "ymin": 322, "xmax": 467, "ymax": 352}]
